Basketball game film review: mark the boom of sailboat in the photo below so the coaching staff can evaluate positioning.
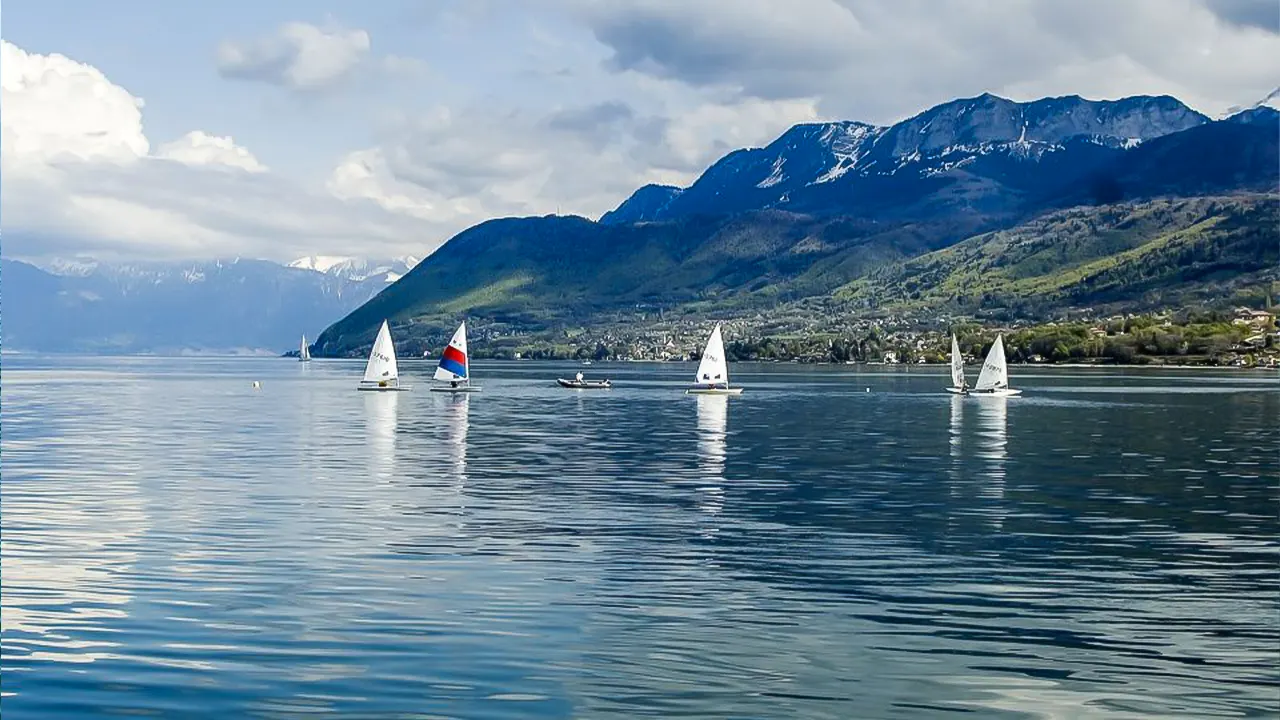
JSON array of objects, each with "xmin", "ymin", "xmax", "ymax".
[{"xmin": 316, "ymin": 319, "xmax": 1023, "ymax": 398}]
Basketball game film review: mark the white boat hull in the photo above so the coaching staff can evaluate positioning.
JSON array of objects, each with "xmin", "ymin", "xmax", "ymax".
[
  {"xmin": 558, "ymin": 379, "xmax": 611, "ymax": 389},
  {"xmin": 945, "ymin": 387, "xmax": 967, "ymax": 395},
  {"xmin": 357, "ymin": 385, "xmax": 410, "ymax": 392},
  {"xmin": 430, "ymin": 386, "xmax": 482, "ymax": 393},
  {"xmin": 971, "ymin": 388, "xmax": 1021, "ymax": 397},
  {"xmin": 686, "ymin": 387, "xmax": 744, "ymax": 395}
]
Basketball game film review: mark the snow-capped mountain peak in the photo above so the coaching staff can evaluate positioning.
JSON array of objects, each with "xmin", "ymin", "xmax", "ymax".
[
  {"xmin": 42, "ymin": 258, "xmax": 101, "ymax": 276},
  {"xmin": 288, "ymin": 255, "xmax": 357, "ymax": 274},
  {"xmin": 288, "ymin": 255, "xmax": 421, "ymax": 283},
  {"xmin": 603, "ymin": 93, "xmax": 1210, "ymax": 222}
]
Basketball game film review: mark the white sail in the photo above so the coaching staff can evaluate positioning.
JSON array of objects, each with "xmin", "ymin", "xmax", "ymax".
[
  {"xmin": 300, "ymin": 334, "xmax": 311, "ymax": 362},
  {"xmin": 694, "ymin": 324, "xmax": 730, "ymax": 386},
  {"xmin": 973, "ymin": 335, "xmax": 1009, "ymax": 391},
  {"xmin": 433, "ymin": 322, "xmax": 470, "ymax": 383},
  {"xmin": 949, "ymin": 334, "xmax": 964, "ymax": 388},
  {"xmin": 362, "ymin": 320, "xmax": 399, "ymax": 384}
]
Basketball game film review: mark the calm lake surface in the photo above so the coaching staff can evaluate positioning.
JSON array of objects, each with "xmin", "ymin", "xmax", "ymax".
[{"xmin": 3, "ymin": 356, "xmax": 1278, "ymax": 719}]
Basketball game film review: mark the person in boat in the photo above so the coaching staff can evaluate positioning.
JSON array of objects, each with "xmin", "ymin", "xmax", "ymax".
[
  {"xmin": 450, "ymin": 380, "xmax": 458, "ymax": 388},
  {"xmin": 576, "ymin": 371, "xmax": 584, "ymax": 383}
]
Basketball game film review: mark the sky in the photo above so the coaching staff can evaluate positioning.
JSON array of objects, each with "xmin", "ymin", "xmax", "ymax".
[{"xmin": 2, "ymin": 0, "xmax": 1278, "ymax": 264}]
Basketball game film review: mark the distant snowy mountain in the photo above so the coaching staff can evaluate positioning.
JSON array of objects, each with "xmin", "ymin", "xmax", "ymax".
[
  {"xmin": 602, "ymin": 93, "xmax": 1211, "ymax": 223},
  {"xmin": 3, "ymin": 255, "xmax": 423, "ymax": 354},
  {"xmin": 288, "ymin": 255, "xmax": 420, "ymax": 283}
]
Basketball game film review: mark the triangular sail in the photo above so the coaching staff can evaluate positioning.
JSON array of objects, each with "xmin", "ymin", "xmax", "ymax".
[
  {"xmin": 949, "ymin": 334, "xmax": 964, "ymax": 388},
  {"xmin": 362, "ymin": 321, "xmax": 399, "ymax": 383},
  {"xmin": 694, "ymin": 324, "xmax": 730, "ymax": 386},
  {"xmin": 433, "ymin": 322, "xmax": 470, "ymax": 382},
  {"xmin": 973, "ymin": 335, "xmax": 1009, "ymax": 391},
  {"xmin": 300, "ymin": 334, "xmax": 311, "ymax": 361}
]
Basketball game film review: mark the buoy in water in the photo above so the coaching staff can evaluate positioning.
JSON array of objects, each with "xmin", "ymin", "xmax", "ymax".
[
  {"xmin": 252, "ymin": 381, "xmax": 261, "ymax": 389},
  {"xmin": 865, "ymin": 387, "xmax": 870, "ymax": 393}
]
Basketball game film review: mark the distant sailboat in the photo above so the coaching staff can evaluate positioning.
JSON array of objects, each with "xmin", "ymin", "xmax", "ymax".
[
  {"xmin": 430, "ymin": 321, "xmax": 481, "ymax": 393},
  {"xmin": 299, "ymin": 334, "xmax": 311, "ymax": 362},
  {"xmin": 945, "ymin": 334, "xmax": 966, "ymax": 394},
  {"xmin": 971, "ymin": 334, "xmax": 1021, "ymax": 397},
  {"xmin": 357, "ymin": 320, "xmax": 408, "ymax": 391},
  {"xmin": 686, "ymin": 324, "xmax": 743, "ymax": 395}
]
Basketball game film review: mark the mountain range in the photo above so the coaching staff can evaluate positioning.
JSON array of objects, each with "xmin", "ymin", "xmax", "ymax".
[
  {"xmin": 313, "ymin": 93, "xmax": 1279, "ymax": 357},
  {"xmin": 2, "ymin": 256, "xmax": 418, "ymax": 353}
]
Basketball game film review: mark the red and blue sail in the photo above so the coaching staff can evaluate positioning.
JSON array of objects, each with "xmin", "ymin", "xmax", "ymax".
[
  {"xmin": 438, "ymin": 343, "xmax": 467, "ymax": 378},
  {"xmin": 433, "ymin": 322, "xmax": 470, "ymax": 383}
]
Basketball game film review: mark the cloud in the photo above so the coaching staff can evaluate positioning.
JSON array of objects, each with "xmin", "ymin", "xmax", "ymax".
[
  {"xmin": 0, "ymin": 40, "xmax": 150, "ymax": 164},
  {"xmin": 157, "ymin": 131, "xmax": 268, "ymax": 173},
  {"xmin": 572, "ymin": 0, "xmax": 1280, "ymax": 123},
  {"xmin": 216, "ymin": 21, "xmax": 371, "ymax": 91},
  {"xmin": 577, "ymin": 0, "xmax": 860, "ymax": 94},
  {"xmin": 1, "ymin": 39, "xmax": 432, "ymax": 263},
  {"xmin": 1203, "ymin": 0, "xmax": 1280, "ymax": 31},
  {"xmin": 327, "ymin": 91, "xmax": 818, "ymax": 226}
]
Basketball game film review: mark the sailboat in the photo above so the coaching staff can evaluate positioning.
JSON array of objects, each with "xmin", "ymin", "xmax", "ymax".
[
  {"xmin": 944, "ymin": 334, "xmax": 966, "ymax": 394},
  {"xmin": 357, "ymin": 320, "xmax": 408, "ymax": 391},
  {"xmin": 970, "ymin": 334, "xmax": 1021, "ymax": 397},
  {"xmin": 299, "ymin": 334, "xmax": 311, "ymax": 362},
  {"xmin": 686, "ymin": 324, "xmax": 743, "ymax": 395},
  {"xmin": 430, "ymin": 321, "xmax": 481, "ymax": 393}
]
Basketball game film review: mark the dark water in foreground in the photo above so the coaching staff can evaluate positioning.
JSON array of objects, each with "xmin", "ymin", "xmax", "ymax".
[{"xmin": 3, "ymin": 357, "xmax": 1278, "ymax": 719}]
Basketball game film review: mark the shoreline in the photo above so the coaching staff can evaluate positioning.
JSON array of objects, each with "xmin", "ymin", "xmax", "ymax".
[{"xmin": 8, "ymin": 351, "xmax": 1276, "ymax": 371}]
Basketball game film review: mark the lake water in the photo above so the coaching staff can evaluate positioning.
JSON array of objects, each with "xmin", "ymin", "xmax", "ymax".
[{"xmin": 3, "ymin": 356, "xmax": 1278, "ymax": 719}]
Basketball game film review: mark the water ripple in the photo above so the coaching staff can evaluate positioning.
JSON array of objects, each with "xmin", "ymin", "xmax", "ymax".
[{"xmin": 3, "ymin": 357, "xmax": 1278, "ymax": 719}]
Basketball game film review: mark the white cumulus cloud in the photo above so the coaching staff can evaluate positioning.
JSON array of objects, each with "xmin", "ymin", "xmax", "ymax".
[
  {"xmin": 0, "ymin": 40, "xmax": 150, "ymax": 165},
  {"xmin": 0, "ymin": 39, "xmax": 434, "ymax": 264},
  {"xmin": 156, "ymin": 131, "xmax": 268, "ymax": 173}
]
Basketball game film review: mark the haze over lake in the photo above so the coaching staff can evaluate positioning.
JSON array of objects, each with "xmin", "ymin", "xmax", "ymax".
[{"xmin": 3, "ymin": 357, "xmax": 1277, "ymax": 719}]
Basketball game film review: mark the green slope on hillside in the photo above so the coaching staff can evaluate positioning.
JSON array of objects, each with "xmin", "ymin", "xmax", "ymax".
[{"xmin": 837, "ymin": 195, "xmax": 1279, "ymax": 317}]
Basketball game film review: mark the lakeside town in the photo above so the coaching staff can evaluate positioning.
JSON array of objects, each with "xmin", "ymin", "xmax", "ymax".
[{"xmin": 417, "ymin": 305, "xmax": 1280, "ymax": 369}]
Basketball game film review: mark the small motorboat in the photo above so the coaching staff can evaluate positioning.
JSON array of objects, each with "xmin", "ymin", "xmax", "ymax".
[{"xmin": 557, "ymin": 377, "xmax": 612, "ymax": 389}]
